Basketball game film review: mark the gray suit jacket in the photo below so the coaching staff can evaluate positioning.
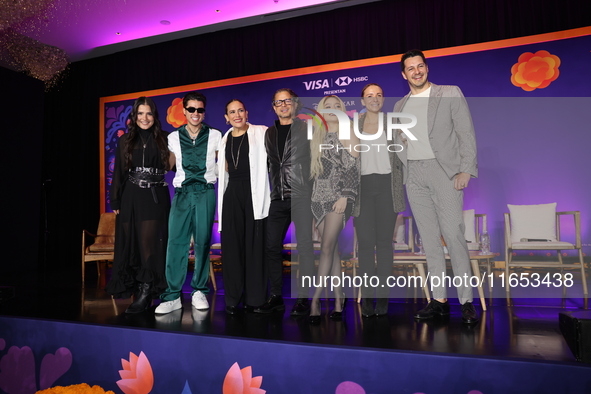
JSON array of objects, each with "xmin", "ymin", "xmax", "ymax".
[{"xmin": 393, "ymin": 83, "xmax": 478, "ymax": 183}]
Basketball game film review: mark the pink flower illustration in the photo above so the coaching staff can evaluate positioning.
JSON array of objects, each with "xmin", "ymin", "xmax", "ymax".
[
  {"xmin": 116, "ymin": 351, "xmax": 154, "ymax": 394},
  {"xmin": 222, "ymin": 362, "xmax": 265, "ymax": 394},
  {"xmin": 336, "ymin": 381, "xmax": 366, "ymax": 393},
  {"xmin": 346, "ymin": 110, "xmax": 357, "ymax": 118},
  {"xmin": 0, "ymin": 346, "xmax": 36, "ymax": 394},
  {"xmin": 0, "ymin": 343, "xmax": 72, "ymax": 393}
]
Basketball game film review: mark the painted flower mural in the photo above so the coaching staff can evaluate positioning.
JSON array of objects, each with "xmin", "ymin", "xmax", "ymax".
[
  {"xmin": 335, "ymin": 381, "xmax": 366, "ymax": 394},
  {"xmin": 222, "ymin": 362, "xmax": 265, "ymax": 394},
  {"xmin": 167, "ymin": 98, "xmax": 187, "ymax": 128},
  {"xmin": 511, "ymin": 50, "xmax": 560, "ymax": 91},
  {"xmin": 116, "ymin": 352, "xmax": 154, "ymax": 394},
  {"xmin": 0, "ymin": 343, "xmax": 72, "ymax": 394}
]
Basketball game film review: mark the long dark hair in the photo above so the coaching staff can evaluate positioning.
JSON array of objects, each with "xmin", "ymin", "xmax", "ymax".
[{"xmin": 124, "ymin": 96, "xmax": 170, "ymax": 171}]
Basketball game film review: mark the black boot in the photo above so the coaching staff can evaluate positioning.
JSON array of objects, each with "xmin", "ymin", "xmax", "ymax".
[{"xmin": 126, "ymin": 283, "xmax": 152, "ymax": 314}]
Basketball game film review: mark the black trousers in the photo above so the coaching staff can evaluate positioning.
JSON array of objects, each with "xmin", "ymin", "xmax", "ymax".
[
  {"xmin": 354, "ymin": 174, "xmax": 397, "ymax": 299},
  {"xmin": 221, "ymin": 180, "xmax": 266, "ymax": 307},
  {"xmin": 265, "ymin": 197, "xmax": 315, "ymax": 298}
]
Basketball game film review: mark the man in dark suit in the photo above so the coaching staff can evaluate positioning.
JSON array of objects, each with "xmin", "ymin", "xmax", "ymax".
[{"xmin": 394, "ymin": 50, "xmax": 479, "ymax": 324}]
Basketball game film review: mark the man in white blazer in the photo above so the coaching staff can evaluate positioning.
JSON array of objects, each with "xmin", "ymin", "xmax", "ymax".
[{"xmin": 394, "ymin": 50, "xmax": 479, "ymax": 324}]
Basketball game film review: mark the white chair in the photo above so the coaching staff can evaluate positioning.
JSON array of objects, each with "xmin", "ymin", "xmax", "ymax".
[
  {"xmin": 504, "ymin": 203, "xmax": 587, "ymax": 296},
  {"xmin": 353, "ymin": 215, "xmax": 428, "ymax": 302},
  {"xmin": 351, "ymin": 214, "xmax": 414, "ymax": 274},
  {"xmin": 463, "ymin": 209, "xmax": 487, "ymax": 251},
  {"xmin": 393, "ymin": 214, "xmax": 415, "ymax": 252}
]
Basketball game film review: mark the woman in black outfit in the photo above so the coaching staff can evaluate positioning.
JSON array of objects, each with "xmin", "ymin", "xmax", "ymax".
[
  {"xmin": 106, "ymin": 96, "xmax": 172, "ymax": 313},
  {"xmin": 354, "ymin": 83, "xmax": 406, "ymax": 318},
  {"xmin": 217, "ymin": 99, "xmax": 270, "ymax": 314}
]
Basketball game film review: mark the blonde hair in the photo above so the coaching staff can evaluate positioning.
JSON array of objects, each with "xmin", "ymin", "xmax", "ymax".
[{"xmin": 310, "ymin": 95, "xmax": 349, "ymax": 179}]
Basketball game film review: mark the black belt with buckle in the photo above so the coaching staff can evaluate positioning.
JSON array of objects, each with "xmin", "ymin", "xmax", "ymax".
[{"xmin": 128, "ymin": 168, "xmax": 168, "ymax": 204}]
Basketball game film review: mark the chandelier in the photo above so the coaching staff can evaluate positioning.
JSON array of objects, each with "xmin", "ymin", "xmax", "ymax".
[{"xmin": 0, "ymin": 0, "xmax": 69, "ymax": 88}]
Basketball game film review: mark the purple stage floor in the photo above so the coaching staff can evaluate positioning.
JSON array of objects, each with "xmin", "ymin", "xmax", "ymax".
[
  {"xmin": 1, "ymin": 266, "xmax": 588, "ymax": 363},
  {"xmin": 1, "ymin": 265, "xmax": 591, "ymax": 393}
]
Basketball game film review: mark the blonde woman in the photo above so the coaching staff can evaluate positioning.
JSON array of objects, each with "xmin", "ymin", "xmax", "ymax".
[{"xmin": 309, "ymin": 95, "xmax": 360, "ymax": 324}]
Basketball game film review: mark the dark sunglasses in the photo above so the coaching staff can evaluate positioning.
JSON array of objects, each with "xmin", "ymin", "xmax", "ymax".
[
  {"xmin": 272, "ymin": 98, "xmax": 293, "ymax": 107},
  {"xmin": 185, "ymin": 107, "xmax": 205, "ymax": 114}
]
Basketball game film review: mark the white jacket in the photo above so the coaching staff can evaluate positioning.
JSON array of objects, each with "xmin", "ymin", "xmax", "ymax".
[{"xmin": 217, "ymin": 124, "xmax": 271, "ymax": 232}]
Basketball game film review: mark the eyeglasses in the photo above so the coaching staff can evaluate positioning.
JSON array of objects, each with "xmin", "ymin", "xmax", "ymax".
[
  {"xmin": 185, "ymin": 107, "xmax": 205, "ymax": 114},
  {"xmin": 272, "ymin": 98, "xmax": 293, "ymax": 107}
]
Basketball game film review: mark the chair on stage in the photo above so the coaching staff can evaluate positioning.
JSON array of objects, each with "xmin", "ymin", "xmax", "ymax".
[
  {"xmin": 82, "ymin": 212, "xmax": 116, "ymax": 287},
  {"xmin": 463, "ymin": 209, "xmax": 495, "ymax": 277},
  {"xmin": 348, "ymin": 214, "xmax": 413, "ymax": 269},
  {"xmin": 353, "ymin": 215, "xmax": 426, "ymax": 302},
  {"xmin": 504, "ymin": 203, "xmax": 588, "ymax": 297},
  {"xmin": 393, "ymin": 214, "xmax": 415, "ymax": 252},
  {"xmin": 189, "ymin": 235, "xmax": 218, "ymax": 291},
  {"xmin": 283, "ymin": 223, "xmax": 322, "ymax": 278},
  {"xmin": 463, "ymin": 209, "xmax": 488, "ymax": 251}
]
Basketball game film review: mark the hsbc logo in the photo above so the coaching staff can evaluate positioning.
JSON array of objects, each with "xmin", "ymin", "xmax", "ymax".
[{"xmin": 335, "ymin": 76, "xmax": 352, "ymax": 86}]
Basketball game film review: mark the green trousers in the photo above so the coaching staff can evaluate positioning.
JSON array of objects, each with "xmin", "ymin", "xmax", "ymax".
[{"xmin": 161, "ymin": 185, "xmax": 215, "ymax": 301}]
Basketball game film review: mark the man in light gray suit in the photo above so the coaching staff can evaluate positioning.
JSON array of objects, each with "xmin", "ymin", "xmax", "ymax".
[{"xmin": 394, "ymin": 50, "xmax": 479, "ymax": 324}]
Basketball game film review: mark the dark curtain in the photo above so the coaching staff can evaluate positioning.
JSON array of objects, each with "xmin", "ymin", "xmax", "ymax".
[
  {"xmin": 38, "ymin": 0, "xmax": 590, "ymax": 275},
  {"xmin": 0, "ymin": 67, "xmax": 44, "ymax": 283}
]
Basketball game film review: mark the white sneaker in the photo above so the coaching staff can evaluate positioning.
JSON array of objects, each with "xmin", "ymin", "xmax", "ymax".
[
  {"xmin": 155, "ymin": 297, "xmax": 182, "ymax": 314},
  {"xmin": 191, "ymin": 291, "xmax": 209, "ymax": 310}
]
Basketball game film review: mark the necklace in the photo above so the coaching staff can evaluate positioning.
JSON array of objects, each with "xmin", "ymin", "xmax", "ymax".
[
  {"xmin": 187, "ymin": 126, "xmax": 200, "ymax": 141},
  {"xmin": 231, "ymin": 131, "xmax": 247, "ymax": 170},
  {"xmin": 277, "ymin": 124, "xmax": 292, "ymax": 164},
  {"xmin": 138, "ymin": 132, "xmax": 150, "ymax": 167}
]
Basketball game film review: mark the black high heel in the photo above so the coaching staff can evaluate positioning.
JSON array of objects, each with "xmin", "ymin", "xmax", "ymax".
[
  {"xmin": 308, "ymin": 300, "xmax": 321, "ymax": 325},
  {"xmin": 329, "ymin": 294, "xmax": 347, "ymax": 321}
]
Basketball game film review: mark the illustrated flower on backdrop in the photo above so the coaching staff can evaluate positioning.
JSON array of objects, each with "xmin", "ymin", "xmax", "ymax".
[
  {"xmin": 116, "ymin": 351, "xmax": 154, "ymax": 394},
  {"xmin": 0, "ymin": 342, "xmax": 72, "ymax": 394},
  {"xmin": 166, "ymin": 97, "xmax": 187, "ymax": 128},
  {"xmin": 511, "ymin": 50, "xmax": 560, "ymax": 91},
  {"xmin": 222, "ymin": 362, "xmax": 265, "ymax": 394}
]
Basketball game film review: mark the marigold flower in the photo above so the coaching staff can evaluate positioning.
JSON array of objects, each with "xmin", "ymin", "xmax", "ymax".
[
  {"xmin": 36, "ymin": 383, "xmax": 115, "ymax": 393},
  {"xmin": 167, "ymin": 98, "xmax": 187, "ymax": 128},
  {"xmin": 511, "ymin": 50, "xmax": 560, "ymax": 91}
]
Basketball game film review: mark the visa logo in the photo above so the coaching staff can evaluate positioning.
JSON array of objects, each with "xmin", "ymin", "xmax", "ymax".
[{"xmin": 303, "ymin": 79, "xmax": 330, "ymax": 90}]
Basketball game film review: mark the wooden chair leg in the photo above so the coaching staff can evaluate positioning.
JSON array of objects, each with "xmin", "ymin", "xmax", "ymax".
[
  {"xmin": 209, "ymin": 260, "xmax": 217, "ymax": 291},
  {"xmin": 579, "ymin": 249, "xmax": 588, "ymax": 296},
  {"xmin": 82, "ymin": 231, "xmax": 86, "ymax": 288}
]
